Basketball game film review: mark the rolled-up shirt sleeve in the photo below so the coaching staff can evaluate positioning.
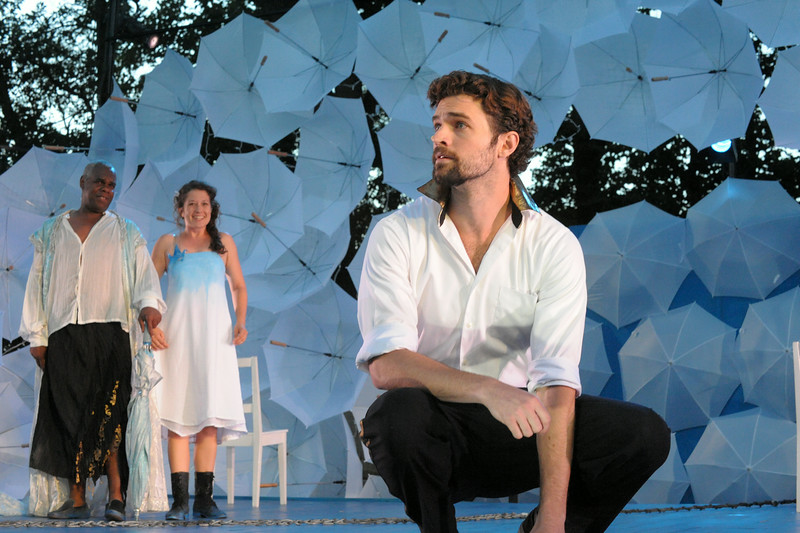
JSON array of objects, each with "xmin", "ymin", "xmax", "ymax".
[
  {"xmin": 19, "ymin": 231, "xmax": 48, "ymax": 347},
  {"xmin": 527, "ymin": 228, "xmax": 586, "ymax": 395},
  {"xmin": 356, "ymin": 215, "xmax": 420, "ymax": 371}
]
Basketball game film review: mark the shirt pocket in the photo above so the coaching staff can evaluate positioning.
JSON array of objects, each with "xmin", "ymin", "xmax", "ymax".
[{"xmin": 490, "ymin": 287, "xmax": 539, "ymax": 353}]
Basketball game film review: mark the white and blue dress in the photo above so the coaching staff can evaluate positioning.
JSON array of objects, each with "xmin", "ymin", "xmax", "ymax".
[{"xmin": 155, "ymin": 244, "xmax": 246, "ymax": 443}]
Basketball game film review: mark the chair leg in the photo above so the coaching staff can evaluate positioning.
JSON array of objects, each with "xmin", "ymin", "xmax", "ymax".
[
  {"xmin": 252, "ymin": 443, "xmax": 262, "ymax": 508},
  {"xmin": 227, "ymin": 447, "xmax": 235, "ymax": 505},
  {"xmin": 279, "ymin": 439, "xmax": 288, "ymax": 506}
]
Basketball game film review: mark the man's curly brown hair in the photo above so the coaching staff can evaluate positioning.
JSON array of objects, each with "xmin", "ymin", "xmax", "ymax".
[{"xmin": 427, "ymin": 70, "xmax": 537, "ymax": 179}]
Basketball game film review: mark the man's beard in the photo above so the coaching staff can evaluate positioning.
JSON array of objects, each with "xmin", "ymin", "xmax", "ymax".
[{"xmin": 433, "ymin": 162, "xmax": 468, "ymax": 188}]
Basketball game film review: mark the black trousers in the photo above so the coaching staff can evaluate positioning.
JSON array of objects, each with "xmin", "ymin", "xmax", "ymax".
[{"xmin": 361, "ymin": 388, "xmax": 670, "ymax": 533}]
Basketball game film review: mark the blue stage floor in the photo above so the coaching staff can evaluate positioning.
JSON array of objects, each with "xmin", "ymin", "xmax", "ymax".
[{"xmin": 0, "ymin": 497, "xmax": 798, "ymax": 531}]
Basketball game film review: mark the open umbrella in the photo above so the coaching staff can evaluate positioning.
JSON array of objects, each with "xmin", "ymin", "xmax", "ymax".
[
  {"xmin": 534, "ymin": 0, "xmax": 637, "ymax": 47},
  {"xmin": 355, "ymin": 0, "xmax": 447, "ymax": 125},
  {"xmin": 512, "ymin": 25, "xmax": 579, "ymax": 147},
  {"xmin": 126, "ymin": 329, "xmax": 161, "ymax": 520},
  {"xmin": 346, "ymin": 212, "xmax": 391, "ymax": 293},
  {"xmin": 311, "ymin": 414, "xmax": 351, "ymax": 498},
  {"xmin": 758, "ymin": 45, "xmax": 800, "ymax": 150},
  {"xmin": 113, "ymin": 160, "xmax": 184, "ymax": 246},
  {"xmin": 733, "ymin": 287, "xmax": 800, "ymax": 421},
  {"xmin": 254, "ymin": 0, "xmax": 359, "ymax": 113},
  {"xmin": 0, "ymin": 146, "xmax": 85, "ymax": 216},
  {"xmin": 723, "ymin": 0, "xmax": 800, "ymax": 48},
  {"xmin": 205, "ymin": 149, "xmax": 305, "ymax": 274},
  {"xmin": 190, "ymin": 13, "xmax": 311, "ymax": 147},
  {"xmin": 618, "ymin": 303, "xmax": 739, "ymax": 431},
  {"xmin": 685, "ymin": 177, "xmax": 800, "ymax": 299},
  {"xmin": 1, "ymin": 206, "xmax": 47, "ymax": 341},
  {"xmin": 0, "ymin": 382, "xmax": 33, "ymax": 501},
  {"xmin": 643, "ymin": 0, "xmax": 764, "ymax": 150},
  {"xmin": 294, "ymin": 96, "xmax": 374, "ymax": 235},
  {"xmin": 580, "ymin": 318, "xmax": 613, "ymax": 396},
  {"xmin": 579, "ymin": 200, "xmax": 691, "ymax": 328},
  {"xmin": 633, "ymin": 433, "xmax": 690, "ymax": 504},
  {"xmin": 376, "ymin": 120, "xmax": 431, "ymax": 198},
  {"xmin": 134, "ymin": 48, "xmax": 206, "ymax": 166},
  {"xmin": 89, "ymin": 81, "xmax": 139, "ymax": 193},
  {"xmin": 573, "ymin": 13, "xmax": 677, "ymax": 153},
  {"xmin": 685, "ymin": 408, "xmax": 796, "ymax": 504},
  {"xmin": 246, "ymin": 222, "xmax": 350, "ymax": 313},
  {"xmin": 265, "ymin": 283, "xmax": 367, "ymax": 427},
  {"xmin": 419, "ymin": 0, "xmax": 540, "ymax": 81}
]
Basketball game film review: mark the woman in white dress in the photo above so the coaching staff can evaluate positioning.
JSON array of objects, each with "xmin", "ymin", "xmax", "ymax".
[{"xmin": 150, "ymin": 181, "xmax": 248, "ymax": 520}]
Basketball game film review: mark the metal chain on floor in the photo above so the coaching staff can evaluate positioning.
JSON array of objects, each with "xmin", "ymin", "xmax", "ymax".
[{"xmin": 0, "ymin": 500, "xmax": 794, "ymax": 528}]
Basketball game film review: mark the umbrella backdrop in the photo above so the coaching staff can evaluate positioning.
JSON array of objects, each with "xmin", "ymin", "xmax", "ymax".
[{"xmin": 4, "ymin": 0, "xmax": 800, "ymax": 508}]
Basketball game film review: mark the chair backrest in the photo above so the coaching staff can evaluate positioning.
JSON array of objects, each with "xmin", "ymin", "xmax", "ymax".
[{"xmin": 238, "ymin": 356, "xmax": 262, "ymax": 436}]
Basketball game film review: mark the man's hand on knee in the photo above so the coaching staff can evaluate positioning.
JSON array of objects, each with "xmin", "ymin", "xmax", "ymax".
[{"xmin": 482, "ymin": 383, "xmax": 551, "ymax": 439}]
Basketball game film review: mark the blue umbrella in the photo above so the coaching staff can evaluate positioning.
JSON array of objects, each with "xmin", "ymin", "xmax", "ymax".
[
  {"xmin": 734, "ymin": 287, "xmax": 800, "ymax": 421},
  {"xmin": 579, "ymin": 200, "xmax": 691, "ymax": 328},
  {"xmin": 618, "ymin": 303, "xmax": 739, "ymax": 431},
  {"xmin": 758, "ymin": 45, "xmax": 800, "ymax": 150},
  {"xmin": 685, "ymin": 177, "xmax": 800, "ymax": 299},
  {"xmin": 685, "ymin": 408, "xmax": 796, "ymax": 504},
  {"xmin": 377, "ymin": 119, "xmax": 431, "ymax": 198},
  {"xmin": 633, "ymin": 433, "xmax": 690, "ymax": 504},
  {"xmin": 264, "ymin": 283, "xmax": 367, "ymax": 427},
  {"xmin": 723, "ymin": 0, "xmax": 800, "ymax": 48},
  {"xmin": 126, "ymin": 329, "xmax": 161, "ymax": 520},
  {"xmin": 579, "ymin": 318, "xmax": 613, "ymax": 396}
]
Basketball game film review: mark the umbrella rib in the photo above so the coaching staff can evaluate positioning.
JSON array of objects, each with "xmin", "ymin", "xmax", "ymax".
[
  {"xmin": 270, "ymin": 340, "xmax": 343, "ymax": 359},
  {"xmin": 266, "ymin": 21, "xmax": 330, "ymax": 69}
]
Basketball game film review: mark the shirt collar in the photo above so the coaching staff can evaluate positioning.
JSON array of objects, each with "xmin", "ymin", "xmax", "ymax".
[{"xmin": 417, "ymin": 174, "xmax": 540, "ymax": 227}]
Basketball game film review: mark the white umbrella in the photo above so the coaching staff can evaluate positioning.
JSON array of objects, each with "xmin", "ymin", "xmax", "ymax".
[
  {"xmin": 113, "ymin": 160, "xmax": 184, "ymax": 246},
  {"xmin": 0, "ymin": 146, "xmax": 85, "ymax": 216},
  {"xmin": 0, "ymin": 206, "xmax": 47, "ymax": 341},
  {"xmin": 89, "ymin": 81, "xmax": 139, "ymax": 193},
  {"xmin": 685, "ymin": 177, "xmax": 800, "ymax": 299},
  {"xmin": 512, "ymin": 25, "xmax": 580, "ymax": 147},
  {"xmin": 346, "ymin": 212, "xmax": 391, "ymax": 293},
  {"xmin": 0, "ymin": 347, "xmax": 36, "ymax": 411},
  {"xmin": 633, "ymin": 433, "xmax": 690, "ymax": 504},
  {"xmin": 723, "ymin": 0, "xmax": 800, "ymax": 48},
  {"xmin": 579, "ymin": 200, "xmax": 691, "ymax": 328},
  {"xmin": 294, "ymin": 96, "xmax": 374, "ymax": 236},
  {"xmin": 190, "ymin": 13, "xmax": 311, "ymax": 147},
  {"xmin": 573, "ymin": 13, "xmax": 677, "ymax": 153},
  {"xmin": 534, "ymin": 0, "xmax": 638, "ymax": 47},
  {"xmin": 734, "ymin": 287, "xmax": 800, "ymax": 421},
  {"xmin": 254, "ymin": 0, "xmax": 359, "ymax": 113},
  {"xmin": 355, "ymin": 0, "xmax": 447, "ymax": 126},
  {"xmin": 134, "ymin": 48, "xmax": 206, "ymax": 166},
  {"xmin": 758, "ymin": 45, "xmax": 800, "ymax": 150},
  {"xmin": 579, "ymin": 318, "xmax": 613, "ymax": 396},
  {"xmin": 265, "ymin": 283, "xmax": 366, "ymax": 427},
  {"xmin": 310, "ymin": 414, "xmax": 351, "ymax": 498},
  {"xmin": 643, "ymin": 0, "xmax": 764, "ymax": 150},
  {"xmin": 685, "ymin": 408, "xmax": 796, "ymax": 504},
  {"xmin": 0, "ymin": 382, "xmax": 32, "ymax": 501},
  {"xmin": 419, "ymin": 0, "xmax": 540, "ymax": 81},
  {"xmin": 376, "ymin": 119, "xmax": 431, "ymax": 198},
  {"xmin": 618, "ymin": 303, "xmax": 739, "ymax": 431},
  {"xmin": 246, "ymin": 222, "xmax": 350, "ymax": 313},
  {"xmin": 205, "ymin": 149, "xmax": 305, "ymax": 274}
]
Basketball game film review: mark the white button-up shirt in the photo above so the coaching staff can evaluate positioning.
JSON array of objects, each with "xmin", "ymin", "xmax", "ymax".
[
  {"xmin": 356, "ymin": 195, "xmax": 587, "ymax": 394},
  {"xmin": 19, "ymin": 211, "xmax": 166, "ymax": 347}
]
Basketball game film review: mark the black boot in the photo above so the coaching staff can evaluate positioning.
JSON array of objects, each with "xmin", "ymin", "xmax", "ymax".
[
  {"xmin": 193, "ymin": 471, "xmax": 227, "ymax": 519},
  {"xmin": 165, "ymin": 472, "xmax": 189, "ymax": 520}
]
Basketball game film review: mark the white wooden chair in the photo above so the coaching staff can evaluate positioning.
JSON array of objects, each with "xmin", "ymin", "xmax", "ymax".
[
  {"xmin": 221, "ymin": 356, "xmax": 288, "ymax": 506},
  {"xmin": 793, "ymin": 341, "xmax": 800, "ymax": 513}
]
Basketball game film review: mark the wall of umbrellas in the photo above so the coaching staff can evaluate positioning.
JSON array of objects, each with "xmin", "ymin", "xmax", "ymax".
[{"xmin": 2, "ymin": 0, "xmax": 800, "ymax": 509}]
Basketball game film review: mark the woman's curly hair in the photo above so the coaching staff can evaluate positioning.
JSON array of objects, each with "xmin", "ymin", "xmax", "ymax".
[
  {"xmin": 174, "ymin": 180, "xmax": 226, "ymax": 255},
  {"xmin": 427, "ymin": 70, "xmax": 537, "ymax": 179}
]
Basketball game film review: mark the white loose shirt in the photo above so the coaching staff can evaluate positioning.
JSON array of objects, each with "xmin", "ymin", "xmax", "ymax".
[
  {"xmin": 19, "ymin": 211, "xmax": 166, "ymax": 347},
  {"xmin": 356, "ymin": 196, "xmax": 587, "ymax": 394}
]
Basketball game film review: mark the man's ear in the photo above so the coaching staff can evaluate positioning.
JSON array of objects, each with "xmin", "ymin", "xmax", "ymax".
[{"xmin": 497, "ymin": 131, "xmax": 520, "ymax": 159}]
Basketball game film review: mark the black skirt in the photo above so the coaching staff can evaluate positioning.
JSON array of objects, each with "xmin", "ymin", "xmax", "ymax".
[{"xmin": 29, "ymin": 322, "xmax": 132, "ymax": 490}]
